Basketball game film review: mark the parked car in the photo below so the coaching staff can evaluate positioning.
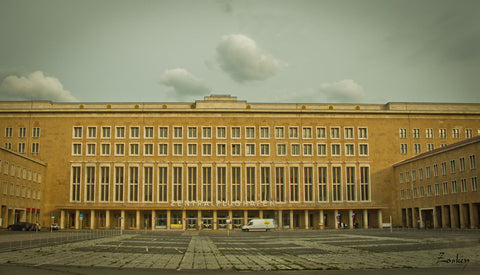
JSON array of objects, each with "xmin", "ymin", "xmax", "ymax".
[
  {"xmin": 31, "ymin": 223, "xmax": 41, "ymax": 231},
  {"xmin": 50, "ymin": 223, "xmax": 60, "ymax": 230},
  {"xmin": 7, "ymin": 222, "xmax": 32, "ymax": 231}
]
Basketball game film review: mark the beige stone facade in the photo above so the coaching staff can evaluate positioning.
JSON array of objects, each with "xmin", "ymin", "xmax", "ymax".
[
  {"xmin": 0, "ymin": 95, "xmax": 479, "ymax": 230},
  {"xmin": 0, "ymin": 147, "xmax": 46, "ymax": 227},
  {"xmin": 394, "ymin": 136, "xmax": 480, "ymax": 229}
]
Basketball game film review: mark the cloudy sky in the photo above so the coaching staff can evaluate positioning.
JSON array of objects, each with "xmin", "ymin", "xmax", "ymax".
[{"xmin": 0, "ymin": 0, "xmax": 479, "ymax": 104}]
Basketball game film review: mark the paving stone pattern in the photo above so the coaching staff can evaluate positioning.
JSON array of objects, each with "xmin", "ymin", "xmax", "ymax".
[{"xmin": 0, "ymin": 230, "xmax": 479, "ymax": 271}]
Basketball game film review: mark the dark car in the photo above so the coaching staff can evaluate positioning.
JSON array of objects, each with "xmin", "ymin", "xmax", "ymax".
[{"xmin": 7, "ymin": 222, "xmax": 32, "ymax": 231}]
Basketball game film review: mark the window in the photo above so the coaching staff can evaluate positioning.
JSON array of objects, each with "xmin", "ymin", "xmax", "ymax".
[
  {"xmin": 159, "ymin": 127, "xmax": 168, "ymax": 138},
  {"xmin": 472, "ymin": 177, "xmax": 478, "ymax": 191},
  {"xmin": 129, "ymin": 143, "xmax": 139, "ymax": 156},
  {"xmin": 116, "ymin": 126, "xmax": 125, "ymax": 138},
  {"xmin": 188, "ymin": 127, "xmax": 197, "ymax": 139},
  {"xmin": 114, "ymin": 166, "xmax": 124, "ymax": 202},
  {"xmin": 129, "ymin": 167, "xmax": 139, "ymax": 202},
  {"xmin": 461, "ymin": 178, "xmax": 468, "ymax": 192},
  {"xmin": 346, "ymin": 167, "xmax": 356, "ymax": 201},
  {"xmin": 275, "ymin": 127, "xmax": 284, "ymax": 139},
  {"xmin": 450, "ymin": 160, "xmax": 456, "ymax": 174},
  {"xmin": 442, "ymin": 182, "xmax": 448, "ymax": 194},
  {"xmin": 317, "ymin": 127, "xmax": 326, "ymax": 139},
  {"xmin": 452, "ymin": 128, "xmax": 460, "ymax": 139},
  {"xmin": 359, "ymin": 144, "xmax": 369, "ymax": 156},
  {"xmin": 289, "ymin": 167, "xmax": 299, "ymax": 202},
  {"xmin": 231, "ymin": 167, "xmax": 241, "ymax": 202},
  {"xmin": 231, "ymin": 144, "xmax": 241, "ymax": 156},
  {"xmin": 217, "ymin": 143, "xmax": 226, "ymax": 156},
  {"xmin": 85, "ymin": 166, "xmax": 95, "ymax": 202},
  {"xmin": 345, "ymin": 144, "xmax": 355, "ymax": 156},
  {"xmin": 4, "ymin": 143, "xmax": 12, "ymax": 150},
  {"xmin": 202, "ymin": 127, "xmax": 212, "ymax": 138},
  {"xmin": 441, "ymin": 162, "xmax": 447, "ymax": 176},
  {"xmin": 434, "ymin": 164, "xmax": 439, "ymax": 177},
  {"xmin": 73, "ymin": 126, "xmax": 82, "ymax": 138},
  {"xmin": 87, "ymin": 143, "xmax": 96, "ymax": 155},
  {"xmin": 144, "ymin": 143, "xmax": 154, "ymax": 156},
  {"xmin": 470, "ymin": 155, "xmax": 477, "ymax": 169},
  {"xmin": 289, "ymin": 127, "xmax": 298, "ymax": 139},
  {"xmin": 439, "ymin": 128, "xmax": 447, "ymax": 138},
  {"xmin": 173, "ymin": 144, "xmax": 183, "ymax": 156},
  {"xmin": 73, "ymin": 143, "xmax": 82, "ymax": 155},
  {"xmin": 358, "ymin": 127, "xmax": 368, "ymax": 139},
  {"xmin": 303, "ymin": 144, "xmax": 313, "ymax": 156},
  {"xmin": 71, "ymin": 166, "xmax": 81, "ymax": 202},
  {"xmin": 18, "ymin": 143, "xmax": 25, "ymax": 153},
  {"xmin": 32, "ymin": 142, "xmax": 39, "ymax": 154},
  {"xmin": 427, "ymin": 144, "xmax": 434, "ymax": 151},
  {"xmin": 115, "ymin": 143, "xmax": 125, "ymax": 155},
  {"xmin": 399, "ymin": 128, "xmax": 407, "ymax": 139},
  {"xmin": 88, "ymin": 127, "xmax": 97, "ymax": 138},
  {"xmin": 317, "ymin": 144, "xmax": 327, "ymax": 156},
  {"xmin": 5, "ymin": 127, "xmax": 12, "ymax": 137},
  {"xmin": 420, "ymin": 186, "xmax": 425, "ymax": 197},
  {"xmin": 331, "ymin": 144, "xmax": 341, "ymax": 156},
  {"xmin": 260, "ymin": 144, "xmax": 270, "ymax": 156},
  {"xmin": 158, "ymin": 143, "xmax": 168, "ymax": 156},
  {"xmin": 330, "ymin": 127, "xmax": 340, "ymax": 139},
  {"xmin": 202, "ymin": 167, "xmax": 213, "ymax": 201},
  {"xmin": 145, "ymin": 127, "xmax": 154, "ymax": 138},
  {"xmin": 246, "ymin": 127, "xmax": 255, "ymax": 138},
  {"xmin": 100, "ymin": 166, "xmax": 109, "ymax": 202},
  {"xmin": 401, "ymin": 144, "xmax": 408, "ymax": 154},
  {"xmin": 215, "ymin": 167, "xmax": 225, "ymax": 202},
  {"xmin": 158, "ymin": 167, "xmax": 167, "ymax": 202},
  {"xmin": 246, "ymin": 144, "xmax": 255, "ymax": 156},
  {"xmin": 19, "ymin": 127, "xmax": 26, "ymax": 138},
  {"xmin": 413, "ymin": 128, "xmax": 420, "ymax": 139},
  {"xmin": 173, "ymin": 127, "xmax": 182, "ymax": 138},
  {"xmin": 202, "ymin": 143, "xmax": 212, "ymax": 156},
  {"xmin": 318, "ymin": 166, "xmax": 328, "ymax": 202},
  {"xmin": 291, "ymin": 144, "xmax": 300, "ymax": 156},
  {"xmin": 435, "ymin": 183, "xmax": 440, "ymax": 196},
  {"xmin": 188, "ymin": 143, "xmax": 197, "ymax": 156},
  {"xmin": 246, "ymin": 167, "xmax": 256, "ymax": 201},
  {"xmin": 332, "ymin": 166, "xmax": 342, "ymax": 201},
  {"xmin": 426, "ymin": 128, "xmax": 433, "ymax": 139},
  {"xmin": 304, "ymin": 167, "xmax": 313, "ymax": 202},
  {"xmin": 102, "ymin": 127, "xmax": 111, "ymax": 138},
  {"xmin": 261, "ymin": 167, "xmax": 271, "ymax": 201},
  {"xmin": 419, "ymin": 168, "xmax": 424, "ymax": 180},
  {"xmin": 451, "ymin": 180, "xmax": 457, "ymax": 193},
  {"xmin": 217, "ymin": 127, "xmax": 226, "ymax": 139},
  {"xmin": 187, "ymin": 167, "xmax": 197, "ymax": 201},
  {"xmin": 427, "ymin": 185, "xmax": 432, "ymax": 196},
  {"xmin": 465, "ymin": 129, "xmax": 473, "ymax": 138},
  {"xmin": 32, "ymin": 127, "xmax": 40, "ymax": 138},
  {"xmin": 414, "ymin": 144, "xmax": 421, "ymax": 154},
  {"xmin": 231, "ymin": 127, "xmax": 240, "ymax": 139},
  {"xmin": 345, "ymin": 127, "xmax": 354, "ymax": 139},
  {"xmin": 460, "ymin": 157, "xmax": 466, "ymax": 172},
  {"xmin": 360, "ymin": 167, "xmax": 369, "ymax": 201},
  {"xmin": 275, "ymin": 167, "xmax": 285, "ymax": 202},
  {"xmin": 173, "ymin": 167, "xmax": 182, "ymax": 201},
  {"xmin": 302, "ymin": 127, "xmax": 312, "ymax": 139},
  {"xmin": 277, "ymin": 144, "xmax": 286, "ymax": 156},
  {"xmin": 260, "ymin": 127, "xmax": 270, "ymax": 138}
]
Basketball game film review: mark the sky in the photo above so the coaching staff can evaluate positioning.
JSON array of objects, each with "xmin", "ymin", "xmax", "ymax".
[{"xmin": 0, "ymin": 0, "xmax": 479, "ymax": 104}]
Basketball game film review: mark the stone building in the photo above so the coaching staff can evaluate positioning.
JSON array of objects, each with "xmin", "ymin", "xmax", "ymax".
[{"xmin": 0, "ymin": 95, "xmax": 479, "ymax": 230}]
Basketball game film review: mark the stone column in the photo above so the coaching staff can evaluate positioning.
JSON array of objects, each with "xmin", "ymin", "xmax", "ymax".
[
  {"xmin": 197, "ymin": 210, "xmax": 202, "ymax": 230},
  {"xmin": 334, "ymin": 209, "xmax": 339, "ymax": 229},
  {"xmin": 289, "ymin": 210, "xmax": 294, "ymax": 230},
  {"xmin": 90, "ymin": 210, "xmax": 95, "ymax": 230},
  {"xmin": 228, "ymin": 210, "xmax": 233, "ymax": 230},
  {"xmin": 363, "ymin": 209, "xmax": 368, "ymax": 229},
  {"xmin": 244, "ymin": 210, "xmax": 248, "ymax": 225},
  {"xmin": 378, "ymin": 209, "xmax": 383, "ymax": 229},
  {"xmin": 418, "ymin": 209, "xmax": 424, "ymax": 229},
  {"xmin": 60, "ymin": 210, "xmax": 65, "ymax": 230},
  {"xmin": 433, "ymin": 207, "xmax": 440, "ymax": 229},
  {"xmin": 106, "ymin": 210, "xmax": 111, "ymax": 229},
  {"xmin": 319, "ymin": 209, "xmax": 324, "ymax": 229},
  {"xmin": 304, "ymin": 210, "xmax": 309, "ymax": 229},
  {"xmin": 349, "ymin": 209, "xmax": 354, "ymax": 229},
  {"xmin": 182, "ymin": 210, "xmax": 186, "ymax": 230},
  {"xmin": 213, "ymin": 210, "xmax": 217, "ymax": 230},
  {"xmin": 151, "ymin": 210, "xmax": 155, "ymax": 230},
  {"xmin": 120, "ymin": 210, "xmax": 125, "ymax": 230},
  {"xmin": 259, "ymin": 210, "xmax": 263, "ymax": 219},
  {"xmin": 278, "ymin": 210, "xmax": 283, "ymax": 229},
  {"xmin": 75, "ymin": 209, "xmax": 80, "ymax": 230},
  {"xmin": 136, "ymin": 210, "xmax": 141, "ymax": 229},
  {"xmin": 167, "ymin": 210, "xmax": 171, "ymax": 230}
]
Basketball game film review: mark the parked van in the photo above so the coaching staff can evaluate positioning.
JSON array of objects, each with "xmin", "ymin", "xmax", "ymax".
[{"xmin": 242, "ymin": 219, "xmax": 275, "ymax": 232}]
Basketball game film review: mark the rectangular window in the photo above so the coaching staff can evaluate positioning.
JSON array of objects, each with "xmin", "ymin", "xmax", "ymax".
[
  {"xmin": 129, "ymin": 127, "xmax": 139, "ymax": 138},
  {"xmin": 246, "ymin": 144, "xmax": 255, "ymax": 156},
  {"xmin": 202, "ymin": 167, "xmax": 212, "ymax": 202},
  {"xmin": 317, "ymin": 144, "xmax": 327, "ymax": 156},
  {"xmin": 231, "ymin": 127, "xmax": 240, "ymax": 139},
  {"xmin": 434, "ymin": 164, "xmax": 439, "ymax": 177},
  {"xmin": 330, "ymin": 127, "xmax": 340, "ymax": 139},
  {"xmin": 399, "ymin": 128, "xmax": 407, "ymax": 139},
  {"xmin": 216, "ymin": 167, "xmax": 225, "ymax": 202},
  {"xmin": 173, "ymin": 144, "xmax": 183, "ymax": 156},
  {"xmin": 188, "ymin": 127, "xmax": 197, "ymax": 138},
  {"xmin": 100, "ymin": 166, "xmax": 109, "ymax": 202},
  {"xmin": 217, "ymin": 143, "xmax": 226, "ymax": 156},
  {"xmin": 246, "ymin": 167, "xmax": 256, "ymax": 201},
  {"xmin": 275, "ymin": 167, "xmax": 285, "ymax": 202},
  {"xmin": 260, "ymin": 127, "xmax": 270, "ymax": 138},
  {"xmin": 19, "ymin": 127, "xmax": 26, "ymax": 138},
  {"xmin": 443, "ymin": 181, "xmax": 448, "ymax": 194},
  {"xmin": 358, "ymin": 127, "xmax": 368, "ymax": 139},
  {"xmin": 427, "ymin": 144, "xmax": 435, "ymax": 151},
  {"xmin": 345, "ymin": 127, "xmax": 354, "ymax": 139},
  {"xmin": 87, "ymin": 127, "xmax": 96, "ymax": 138},
  {"xmin": 86, "ymin": 166, "xmax": 95, "ymax": 202},
  {"xmin": 202, "ymin": 127, "xmax": 212, "ymax": 138},
  {"xmin": 261, "ymin": 167, "xmax": 271, "ymax": 201},
  {"xmin": 426, "ymin": 128, "xmax": 433, "ymax": 138},
  {"xmin": 275, "ymin": 127, "xmax": 284, "ymax": 139},
  {"xmin": 359, "ymin": 144, "xmax": 369, "ymax": 156},
  {"xmin": 413, "ymin": 128, "xmax": 420, "ymax": 138},
  {"xmin": 231, "ymin": 167, "xmax": 241, "ymax": 201},
  {"xmin": 159, "ymin": 127, "xmax": 168, "ymax": 138},
  {"xmin": 101, "ymin": 143, "xmax": 110, "ymax": 155},
  {"xmin": 32, "ymin": 127, "xmax": 40, "ymax": 138},
  {"xmin": 439, "ymin": 128, "xmax": 447, "ymax": 138},
  {"xmin": 101, "ymin": 126, "xmax": 111, "ymax": 139},
  {"xmin": 158, "ymin": 143, "xmax": 168, "ymax": 156},
  {"xmin": 144, "ymin": 167, "xmax": 153, "ymax": 202},
  {"xmin": 145, "ymin": 126, "xmax": 154, "ymax": 138},
  {"xmin": 303, "ymin": 144, "xmax": 313, "ymax": 156},
  {"xmin": 277, "ymin": 144, "xmax": 286, "ymax": 156},
  {"xmin": 302, "ymin": 127, "xmax": 312, "ymax": 139},
  {"xmin": 246, "ymin": 127, "xmax": 255, "ymax": 138},
  {"xmin": 87, "ymin": 143, "xmax": 96, "ymax": 155},
  {"xmin": 345, "ymin": 144, "xmax": 355, "ymax": 156},
  {"xmin": 260, "ymin": 144, "xmax": 270, "ymax": 156},
  {"xmin": 289, "ymin": 167, "xmax": 299, "ymax": 202},
  {"xmin": 331, "ymin": 144, "xmax": 341, "ymax": 156},
  {"xmin": 71, "ymin": 166, "xmax": 81, "ymax": 202},
  {"xmin": 129, "ymin": 143, "xmax": 139, "ymax": 156},
  {"xmin": 5, "ymin": 127, "xmax": 13, "ymax": 137},
  {"xmin": 317, "ymin": 127, "xmax": 326, "ymax": 139},
  {"xmin": 460, "ymin": 157, "xmax": 466, "ymax": 172},
  {"xmin": 231, "ymin": 144, "xmax": 241, "ymax": 156},
  {"xmin": 173, "ymin": 127, "xmax": 183, "ymax": 138},
  {"xmin": 414, "ymin": 144, "xmax": 421, "ymax": 154},
  {"xmin": 188, "ymin": 143, "xmax": 197, "ymax": 156},
  {"xmin": 451, "ymin": 180, "xmax": 457, "ymax": 193},
  {"xmin": 32, "ymin": 143, "xmax": 39, "ymax": 154},
  {"xmin": 202, "ymin": 143, "xmax": 212, "ymax": 156},
  {"xmin": 217, "ymin": 126, "xmax": 226, "ymax": 139},
  {"xmin": 461, "ymin": 178, "xmax": 468, "ymax": 192},
  {"xmin": 158, "ymin": 167, "xmax": 167, "ymax": 202},
  {"xmin": 346, "ymin": 167, "xmax": 356, "ymax": 201},
  {"xmin": 332, "ymin": 166, "xmax": 342, "ymax": 201},
  {"xmin": 116, "ymin": 126, "xmax": 125, "ymax": 138},
  {"xmin": 452, "ymin": 128, "xmax": 460, "ymax": 139},
  {"xmin": 144, "ymin": 143, "xmax": 153, "ymax": 156},
  {"xmin": 450, "ymin": 159, "xmax": 456, "ymax": 173},
  {"xmin": 401, "ymin": 144, "xmax": 408, "ymax": 154},
  {"xmin": 73, "ymin": 126, "xmax": 82, "ymax": 138},
  {"xmin": 472, "ymin": 177, "xmax": 478, "ymax": 191},
  {"xmin": 435, "ymin": 183, "xmax": 440, "ymax": 196},
  {"xmin": 173, "ymin": 167, "xmax": 182, "ymax": 201},
  {"xmin": 289, "ymin": 127, "xmax": 298, "ymax": 139},
  {"xmin": 115, "ymin": 166, "xmax": 124, "ymax": 202},
  {"xmin": 441, "ymin": 162, "xmax": 447, "ymax": 176},
  {"xmin": 318, "ymin": 166, "xmax": 328, "ymax": 202},
  {"xmin": 304, "ymin": 167, "xmax": 313, "ymax": 202},
  {"xmin": 187, "ymin": 167, "xmax": 197, "ymax": 202},
  {"xmin": 465, "ymin": 129, "xmax": 473, "ymax": 138},
  {"xmin": 470, "ymin": 155, "xmax": 477, "ymax": 169},
  {"xmin": 129, "ymin": 167, "xmax": 138, "ymax": 202}
]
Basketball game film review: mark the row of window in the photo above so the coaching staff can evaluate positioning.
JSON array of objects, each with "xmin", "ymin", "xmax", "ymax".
[
  {"xmin": 399, "ymin": 155, "xmax": 477, "ymax": 183},
  {"xmin": 72, "ymin": 126, "xmax": 369, "ymax": 140},
  {"xmin": 399, "ymin": 143, "xmax": 443, "ymax": 155},
  {"xmin": 400, "ymin": 177, "xmax": 478, "ymax": 199},
  {"xmin": 3, "ymin": 142, "xmax": 39, "ymax": 154},
  {"xmin": 4, "ymin": 127, "xmax": 40, "ymax": 138},
  {"xmin": 1, "ymin": 161, "xmax": 43, "ymax": 183},
  {"xmin": 399, "ymin": 128, "xmax": 477, "ymax": 139},
  {"xmin": 2, "ymin": 181, "xmax": 41, "ymax": 200},
  {"xmin": 71, "ymin": 142, "xmax": 370, "ymax": 157},
  {"xmin": 70, "ymin": 164, "xmax": 371, "ymax": 204}
]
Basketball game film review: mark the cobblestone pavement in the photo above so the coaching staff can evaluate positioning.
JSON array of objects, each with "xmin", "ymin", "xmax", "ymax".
[{"xmin": 0, "ymin": 230, "xmax": 479, "ymax": 272}]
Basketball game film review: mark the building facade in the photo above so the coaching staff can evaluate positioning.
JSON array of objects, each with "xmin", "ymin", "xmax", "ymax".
[
  {"xmin": 394, "ymin": 136, "xmax": 480, "ymax": 229},
  {"xmin": 0, "ymin": 95, "xmax": 479, "ymax": 230}
]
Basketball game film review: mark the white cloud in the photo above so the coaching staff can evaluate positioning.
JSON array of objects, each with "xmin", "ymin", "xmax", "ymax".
[
  {"xmin": 160, "ymin": 68, "xmax": 210, "ymax": 96},
  {"xmin": 0, "ymin": 71, "xmax": 77, "ymax": 102},
  {"xmin": 216, "ymin": 34, "xmax": 286, "ymax": 83},
  {"xmin": 319, "ymin": 79, "xmax": 365, "ymax": 103}
]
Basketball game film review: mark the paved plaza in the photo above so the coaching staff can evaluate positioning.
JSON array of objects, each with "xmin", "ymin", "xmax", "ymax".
[{"xmin": 0, "ymin": 229, "xmax": 479, "ymax": 273}]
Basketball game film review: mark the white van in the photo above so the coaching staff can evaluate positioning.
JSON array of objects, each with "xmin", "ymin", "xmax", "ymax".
[{"xmin": 242, "ymin": 219, "xmax": 275, "ymax": 232}]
